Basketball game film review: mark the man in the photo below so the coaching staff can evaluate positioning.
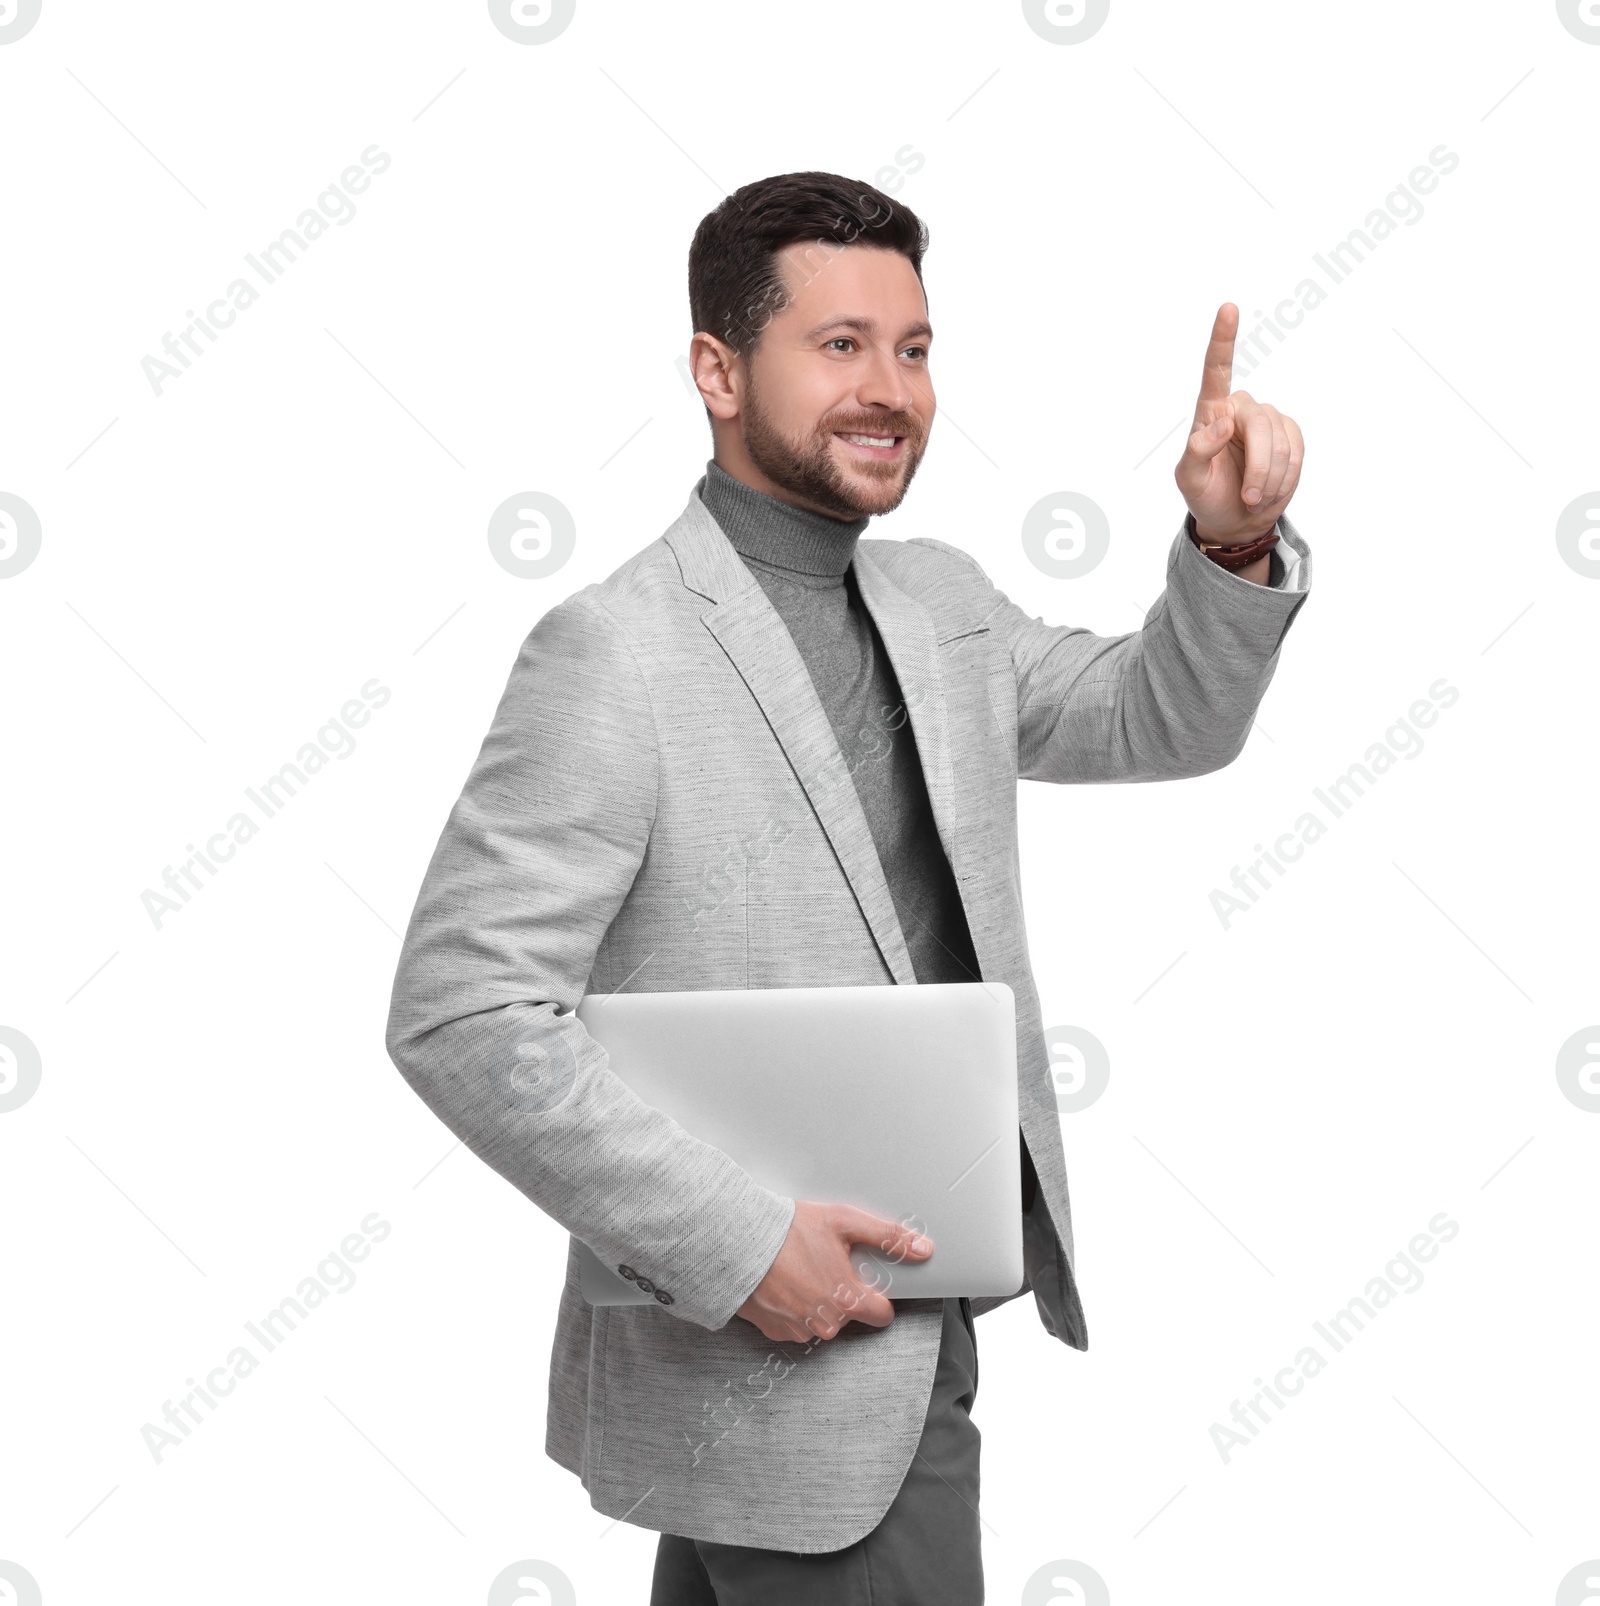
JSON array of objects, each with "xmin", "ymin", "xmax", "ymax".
[{"xmin": 385, "ymin": 171, "xmax": 1310, "ymax": 1603}]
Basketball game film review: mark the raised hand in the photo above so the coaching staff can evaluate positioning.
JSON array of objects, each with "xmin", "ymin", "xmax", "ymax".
[{"xmin": 1174, "ymin": 303, "xmax": 1304, "ymax": 545}]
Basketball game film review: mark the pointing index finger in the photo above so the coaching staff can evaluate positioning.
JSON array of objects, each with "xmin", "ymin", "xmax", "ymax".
[{"xmin": 1195, "ymin": 302, "xmax": 1239, "ymax": 418}]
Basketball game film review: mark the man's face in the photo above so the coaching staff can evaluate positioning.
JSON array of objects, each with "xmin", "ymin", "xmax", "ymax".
[{"xmin": 738, "ymin": 242, "xmax": 935, "ymax": 520}]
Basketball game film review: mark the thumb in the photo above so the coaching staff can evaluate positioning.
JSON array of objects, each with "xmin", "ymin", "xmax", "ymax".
[
  {"xmin": 836, "ymin": 1205, "xmax": 933, "ymax": 1263},
  {"xmin": 1176, "ymin": 413, "xmax": 1234, "ymax": 489}
]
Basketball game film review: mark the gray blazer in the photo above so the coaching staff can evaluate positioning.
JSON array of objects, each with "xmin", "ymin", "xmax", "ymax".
[{"xmin": 384, "ymin": 486, "xmax": 1311, "ymax": 1552}]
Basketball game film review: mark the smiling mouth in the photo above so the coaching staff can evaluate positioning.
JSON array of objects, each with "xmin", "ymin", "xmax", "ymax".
[{"xmin": 835, "ymin": 431, "xmax": 905, "ymax": 460}]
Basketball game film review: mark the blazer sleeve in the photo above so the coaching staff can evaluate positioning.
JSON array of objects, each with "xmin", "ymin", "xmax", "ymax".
[
  {"xmin": 383, "ymin": 590, "xmax": 795, "ymax": 1331},
  {"xmin": 922, "ymin": 513, "xmax": 1312, "ymax": 783}
]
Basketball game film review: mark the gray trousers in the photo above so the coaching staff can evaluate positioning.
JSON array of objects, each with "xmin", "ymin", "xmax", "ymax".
[{"xmin": 649, "ymin": 1297, "xmax": 983, "ymax": 1604}]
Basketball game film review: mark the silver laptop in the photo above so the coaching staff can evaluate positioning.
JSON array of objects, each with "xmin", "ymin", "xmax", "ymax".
[{"xmin": 571, "ymin": 981, "xmax": 1022, "ymax": 1304}]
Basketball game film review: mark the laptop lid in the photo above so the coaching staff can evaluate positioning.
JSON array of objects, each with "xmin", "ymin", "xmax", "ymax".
[{"xmin": 569, "ymin": 982, "xmax": 1023, "ymax": 1305}]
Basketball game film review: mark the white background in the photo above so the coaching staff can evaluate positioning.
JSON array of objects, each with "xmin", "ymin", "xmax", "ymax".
[{"xmin": 3, "ymin": 2, "xmax": 1597, "ymax": 1602}]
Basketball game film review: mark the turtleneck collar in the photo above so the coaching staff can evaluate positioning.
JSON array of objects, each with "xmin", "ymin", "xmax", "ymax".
[{"xmin": 697, "ymin": 459, "xmax": 869, "ymax": 579}]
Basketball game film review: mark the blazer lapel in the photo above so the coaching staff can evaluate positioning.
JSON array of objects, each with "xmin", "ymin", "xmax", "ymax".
[
  {"xmin": 663, "ymin": 488, "xmax": 918, "ymax": 987},
  {"xmin": 850, "ymin": 542, "xmax": 959, "ymax": 878}
]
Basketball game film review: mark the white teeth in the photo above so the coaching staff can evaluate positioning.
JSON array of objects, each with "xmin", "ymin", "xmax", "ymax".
[{"xmin": 841, "ymin": 433, "xmax": 896, "ymax": 448}]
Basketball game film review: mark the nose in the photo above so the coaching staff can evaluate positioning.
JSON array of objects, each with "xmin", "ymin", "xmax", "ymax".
[{"xmin": 856, "ymin": 336, "xmax": 917, "ymax": 416}]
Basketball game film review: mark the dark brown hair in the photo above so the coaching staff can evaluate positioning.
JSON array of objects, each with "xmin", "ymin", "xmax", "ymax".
[{"xmin": 688, "ymin": 171, "xmax": 928, "ymax": 355}]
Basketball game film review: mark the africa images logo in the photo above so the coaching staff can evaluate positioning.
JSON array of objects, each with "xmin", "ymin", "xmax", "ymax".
[
  {"xmin": 0, "ymin": 0, "xmax": 42, "ymax": 44},
  {"xmin": 487, "ymin": 0, "xmax": 575, "ymax": 44}
]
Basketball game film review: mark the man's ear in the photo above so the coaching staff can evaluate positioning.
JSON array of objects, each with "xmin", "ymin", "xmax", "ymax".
[{"xmin": 690, "ymin": 331, "xmax": 742, "ymax": 422}]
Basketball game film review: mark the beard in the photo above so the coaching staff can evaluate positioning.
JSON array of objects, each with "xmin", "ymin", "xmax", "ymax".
[{"xmin": 740, "ymin": 375, "xmax": 929, "ymax": 520}]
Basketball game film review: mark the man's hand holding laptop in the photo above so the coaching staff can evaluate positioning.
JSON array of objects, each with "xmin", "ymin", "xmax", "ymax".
[{"xmin": 736, "ymin": 1200, "xmax": 935, "ymax": 1343}]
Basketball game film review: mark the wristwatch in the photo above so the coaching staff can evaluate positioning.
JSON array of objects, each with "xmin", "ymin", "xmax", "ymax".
[{"xmin": 1187, "ymin": 515, "xmax": 1280, "ymax": 572}]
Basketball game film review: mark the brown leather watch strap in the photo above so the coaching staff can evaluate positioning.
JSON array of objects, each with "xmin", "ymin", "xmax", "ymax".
[{"xmin": 1192, "ymin": 525, "xmax": 1281, "ymax": 571}]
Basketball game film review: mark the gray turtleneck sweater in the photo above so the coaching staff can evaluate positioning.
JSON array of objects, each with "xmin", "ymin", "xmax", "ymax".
[
  {"xmin": 698, "ymin": 460, "xmax": 1041, "ymax": 1215},
  {"xmin": 699, "ymin": 460, "xmax": 982, "ymax": 989}
]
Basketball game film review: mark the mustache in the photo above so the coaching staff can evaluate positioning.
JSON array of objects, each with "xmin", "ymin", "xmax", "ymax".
[{"xmin": 821, "ymin": 412, "xmax": 923, "ymax": 441}]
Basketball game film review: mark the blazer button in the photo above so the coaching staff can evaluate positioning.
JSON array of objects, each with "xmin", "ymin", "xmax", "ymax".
[
  {"xmin": 654, "ymin": 1289, "xmax": 674, "ymax": 1306},
  {"xmin": 617, "ymin": 1264, "xmax": 638, "ymax": 1281},
  {"xmin": 636, "ymin": 1277, "xmax": 656, "ymax": 1295}
]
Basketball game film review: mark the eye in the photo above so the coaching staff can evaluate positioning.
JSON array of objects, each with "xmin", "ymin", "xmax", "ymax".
[
  {"xmin": 900, "ymin": 345, "xmax": 929, "ymax": 361},
  {"xmin": 825, "ymin": 337, "xmax": 856, "ymax": 353}
]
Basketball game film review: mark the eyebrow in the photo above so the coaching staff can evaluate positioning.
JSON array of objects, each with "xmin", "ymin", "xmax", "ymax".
[{"xmin": 804, "ymin": 315, "xmax": 933, "ymax": 344}]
